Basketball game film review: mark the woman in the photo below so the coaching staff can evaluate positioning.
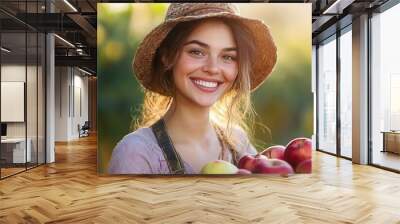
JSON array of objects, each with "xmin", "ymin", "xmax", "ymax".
[{"xmin": 108, "ymin": 3, "xmax": 277, "ymax": 174}]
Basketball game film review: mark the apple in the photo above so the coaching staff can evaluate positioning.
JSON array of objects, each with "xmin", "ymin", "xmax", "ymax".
[
  {"xmin": 238, "ymin": 154, "xmax": 268, "ymax": 172},
  {"xmin": 255, "ymin": 154, "xmax": 268, "ymax": 160},
  {"xmin": 200, "ymin": 160, "xmax": 239, "ymax": 174},
  {"xmin": 236, "ymin": 169, "xmax": 252, "ymax": 174},
  {"xmin": 261, "ymin": 145, "xmax": 286, "ymax": 160},
  {"xmin": 284, "ymin": 138, "xmax": 312, "ymax": 169},
  {"xmin": 252, "ymin": 158, "xmax": 293, "ymax": 174},
  {"xmin": 253, "ymin": 158, "xmax": 294, "ymax": 174},
  {"xmin": 295, "ymin": 159, "xmax": 312, "ymax": 173},
  {"xmin": 238, "ymin": 154, "xmax": 256, "ymax": 171}
]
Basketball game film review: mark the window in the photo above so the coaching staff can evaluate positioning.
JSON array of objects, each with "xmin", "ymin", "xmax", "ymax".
[
  {"xmin": 317, "ymin": 35, "xmax": 337, "ymax": 154},
  {"xmin": 339, "ymin": 27, "xmax": 352, "ymax": 158},
  {"xmin": 371, "ymin": 2, "xmax": 400, "ymax": 171}
]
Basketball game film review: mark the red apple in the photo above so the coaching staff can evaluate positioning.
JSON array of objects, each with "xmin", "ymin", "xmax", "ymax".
[
  {"xmin": 253, "ymin": 158, "xmax": 294, "ymax": 175},
  {"xmin": 236, "ymin": 169, "xmax": 252, "ymax": 174},
  {"xmin": 295, "ymin": 159, "xmax": 312, "ymax": 173},
  {"xmin": 284, "ymin": 138, "xmax": 312, "ymax": 169},
  {"xmin": 254, "ymin": 154, "xmax": 268, "ymax": 160},
  {"xmin": 238, "ymin": 154, "xmax": 256, "ymax": 171},
  {"xmin": 251, "ymin": 154, "xmax": 268, "ymax": 170},
  {"xmin": 261, "ymin": 145, "xmax": 285, "ymax": 160}
]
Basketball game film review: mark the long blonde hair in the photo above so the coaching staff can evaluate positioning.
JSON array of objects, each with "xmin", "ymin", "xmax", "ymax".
[{"xmin": 132, "ymin": 18, "xmax": 257, "ymax": 149}]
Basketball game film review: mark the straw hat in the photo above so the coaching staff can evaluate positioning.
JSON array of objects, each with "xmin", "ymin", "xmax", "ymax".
[{"xmin": 133, "ymin": 3, "xmax": 277, "ymax": 95}]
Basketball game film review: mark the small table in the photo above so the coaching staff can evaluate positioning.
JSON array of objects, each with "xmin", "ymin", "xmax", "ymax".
[
  {"xmin": 381, "ymin": 131, "xmax": 400, "ymax": 154},
  {"xmin": 1, "ymin": 138, "xmax": 31, "ymax": 163}
]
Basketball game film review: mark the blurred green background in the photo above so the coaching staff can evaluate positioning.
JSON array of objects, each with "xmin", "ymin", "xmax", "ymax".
[{"xmin": 98, "ymin": 3, "xmax": 312, "ymax": 173}]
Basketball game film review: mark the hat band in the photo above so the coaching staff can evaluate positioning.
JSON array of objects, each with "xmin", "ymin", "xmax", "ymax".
[{"xmin": 167, "ymin": 6, "xmax": 237, "ymax": 21}]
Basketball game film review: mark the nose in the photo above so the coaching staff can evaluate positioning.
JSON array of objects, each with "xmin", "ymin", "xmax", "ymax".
[{"xmin": 202, "ymin": 56, "xmax": 221, "ymax": 75}]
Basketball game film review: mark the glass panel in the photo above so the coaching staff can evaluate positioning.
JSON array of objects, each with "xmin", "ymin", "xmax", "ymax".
[
  {"xmin": 371, "ymin": 3, "xmax": 400, "ymax": 171},
  {"xmin": 318, "ymin": 36, "xmax": 337, "ymax": 154},
  {"xmin": 27, "ymin": 30, "xmax": 38, "ymax": 169},
  {"xmin": 1, "ymin": 30, "xmax": 27, "ymax": 177},
  {"xmin": 38, "ymin": 32, "xmax": 45, "ymax": 165},
  {"xmin": 0, "ymin": 1, "xmax": 46, "ymax": 178},
  {"xmin": 339, "ymin": 28, "xmax": 352, "ymax": 158},
  {"xmin": 26, "ymin": 0, "xmax": 39, "ymax": 169}
]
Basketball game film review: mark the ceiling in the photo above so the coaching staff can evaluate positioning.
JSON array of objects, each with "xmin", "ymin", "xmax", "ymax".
[{"xmin": 0, "ymin": 0, "xmax": 393, "ymax": 75}]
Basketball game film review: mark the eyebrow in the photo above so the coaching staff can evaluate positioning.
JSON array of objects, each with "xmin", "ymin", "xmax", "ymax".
[{"xmin": 183, "ymin": 40, "xmax": 237, "ymax": 52}]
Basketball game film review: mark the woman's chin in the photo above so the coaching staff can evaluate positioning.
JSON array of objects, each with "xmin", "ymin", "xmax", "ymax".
[
  {"xmin": 193, "ymin": 100, "xmax": 216, "ymax": 108},
  {"xmin": 191, "ymin": 96, "xmax": 219, "ymax": 108}
]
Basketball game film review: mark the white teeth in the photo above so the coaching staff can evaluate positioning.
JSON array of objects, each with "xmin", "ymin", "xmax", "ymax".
[{"xmin": 193, "ymin": 79, "xmax": 218, "ymax": 88}]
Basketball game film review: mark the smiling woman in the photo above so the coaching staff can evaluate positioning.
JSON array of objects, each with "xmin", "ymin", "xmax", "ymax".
[{"xmin": 107, "ymin": 3, "xmax": 277, "ymax": 174}]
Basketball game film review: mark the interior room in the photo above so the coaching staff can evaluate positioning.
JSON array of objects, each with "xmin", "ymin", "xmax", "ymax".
[{"xmin": 0, "ymin": 0, "xmax": 399, "ymax": 223}]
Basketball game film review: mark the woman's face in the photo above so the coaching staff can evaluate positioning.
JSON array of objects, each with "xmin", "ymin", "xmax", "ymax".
[{"xmin": 172, "ymin": 19, "xmax": 238, "ymax": 108}]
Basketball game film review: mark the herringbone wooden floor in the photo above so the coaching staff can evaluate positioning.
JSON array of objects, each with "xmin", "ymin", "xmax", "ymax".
[{"xmin": 1, "ymin": 135, "xmax": 400, "ymax": 224}]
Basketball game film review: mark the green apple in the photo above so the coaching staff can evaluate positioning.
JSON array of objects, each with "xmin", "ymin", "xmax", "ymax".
[{"xmin": 200, "ymin": 160, "xmax": 239, "ymax": 174}]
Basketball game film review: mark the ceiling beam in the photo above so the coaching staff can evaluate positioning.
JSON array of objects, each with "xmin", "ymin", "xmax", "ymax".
[
  {"xmin": 66, "ymin": 14, "xmax": 96, "ymax": 36},
  {"xmin": 322, "ymin": 0, "xmax": 356, "ymax": 14},
  {"xmin": 55, "ymin": 55, "xmax": 96, "ymax": 72}
]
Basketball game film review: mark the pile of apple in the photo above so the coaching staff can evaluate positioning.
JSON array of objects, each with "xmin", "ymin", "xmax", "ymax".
[{"xmin": 200, "ymin": 137, "xmax": 312, "ymax": 175}]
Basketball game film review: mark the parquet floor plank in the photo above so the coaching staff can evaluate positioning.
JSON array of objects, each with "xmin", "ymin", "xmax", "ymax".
[{"xmin": 0, "ymin": 135, "xmax": 399, "ymax": 223}]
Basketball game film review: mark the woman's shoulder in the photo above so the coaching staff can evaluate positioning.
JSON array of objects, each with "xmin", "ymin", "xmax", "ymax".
[
  {"xmin": 108, "ymin": 127, "xmax": 163, "ymax": 174},
  {"xmin": 119, "ymin": 127, "xmax": 158, "ymax": 148},
  {"xmin": 111, "ymin": 127, "xmax": 164, "ymax": 159}
]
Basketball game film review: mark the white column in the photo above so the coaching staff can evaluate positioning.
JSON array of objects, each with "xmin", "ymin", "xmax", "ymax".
[
  {"xmin": 352, "ymin": 14, "xmax": 369, "ymax": 164},
  {"xmin": 46, "ymin": 1, "xmax": 55, "ymax": 163}
]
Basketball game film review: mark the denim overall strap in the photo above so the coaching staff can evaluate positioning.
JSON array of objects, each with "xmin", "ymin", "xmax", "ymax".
[{"xmin": 151, "ymin": 119, "xmax": 186, "ymax": 174}]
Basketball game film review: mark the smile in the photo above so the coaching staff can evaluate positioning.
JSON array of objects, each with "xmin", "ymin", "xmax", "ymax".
[{"xmin": 190, "ymin": 78, "xmax": 222, "ymax": 93}]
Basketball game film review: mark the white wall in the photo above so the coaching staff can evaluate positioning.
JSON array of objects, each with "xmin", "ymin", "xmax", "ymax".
[
  {"xmin": 72, "ymin": 72, "xmax": 89, "ymax": 138},
  {"xmin": 55, "ymin": 67, "xmax": 69, "ymax": 141},
  {"xmin": 54, "ymin": 67, "xmax": 89, "ymax": 141}
]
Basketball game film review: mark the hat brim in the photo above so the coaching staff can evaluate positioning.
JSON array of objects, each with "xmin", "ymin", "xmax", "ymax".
[{"xmin": 133, "ymin": 12, "xmax": 277, "ymax": 95}]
